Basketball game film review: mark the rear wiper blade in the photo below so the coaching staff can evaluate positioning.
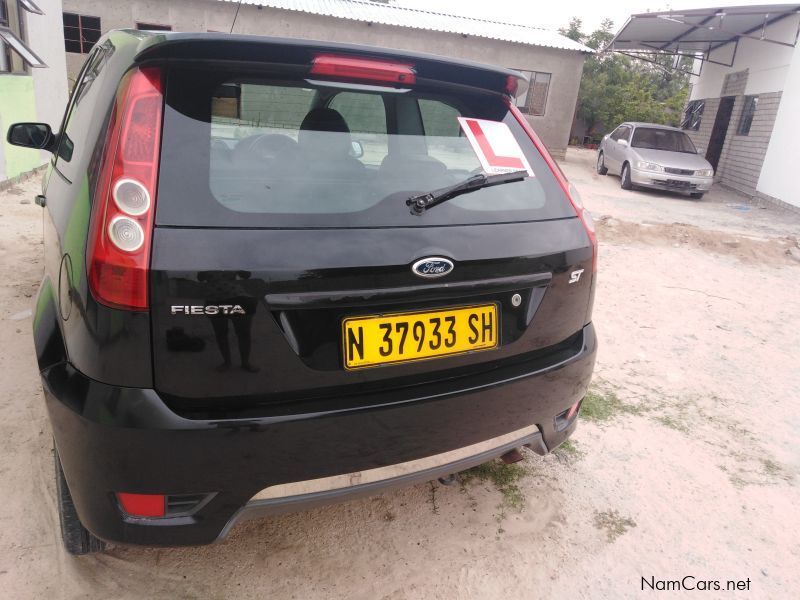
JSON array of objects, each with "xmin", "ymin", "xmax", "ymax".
[{"xmin": 406, "ymin": 170, "xmax": 528, "ymax": 215}]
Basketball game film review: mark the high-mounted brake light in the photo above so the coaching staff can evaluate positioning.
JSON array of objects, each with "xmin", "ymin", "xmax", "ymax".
[
  {"xmin": 507, "ymin": 102, "xmax": 597, "ymax": 272},
  {"xmin": 310, "ymin": 54, "xmax": 416, "ymax": 85},
  {"xmin": 87, "ymin": 67, "xmax": 163, "ymax": 310}
]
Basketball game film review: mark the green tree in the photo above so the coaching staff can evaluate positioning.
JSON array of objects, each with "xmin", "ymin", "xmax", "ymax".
[
  {"xmin": 567, "ymin": 18, "xmax": 691, "ymax": 139},
  {"xmin": 559, "ymin": 17, "xmax": 585, "ymax": 43}
]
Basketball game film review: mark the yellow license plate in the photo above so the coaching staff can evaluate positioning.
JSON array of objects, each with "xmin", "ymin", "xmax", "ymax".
[{"xmin": 343, "ymin": 304, "xmax": 498, "ymax": 369}]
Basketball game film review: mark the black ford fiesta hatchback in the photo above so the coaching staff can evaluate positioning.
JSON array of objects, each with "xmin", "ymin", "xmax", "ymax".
[{"xmin": 9, "ymin": 30, "xmax": 597, "ymax": 554}]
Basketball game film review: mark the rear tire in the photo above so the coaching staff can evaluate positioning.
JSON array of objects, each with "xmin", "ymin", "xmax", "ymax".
[
  {"xmin": 596, "ymin": 152, "xmax": 608, "ymax": 175},
  {"xmin": 620, "ymin": 162, "xmax": 633, "ymax": 190},
  {"xmin": 54, "ymin": 446, "xmax": 106, "ymax": 555},
  {"xmin": 690, "ymin": 192, "xmax": 704, "ymax": 200}
]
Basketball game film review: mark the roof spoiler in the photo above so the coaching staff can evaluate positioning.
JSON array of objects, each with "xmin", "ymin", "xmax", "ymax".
[{"xmin": 133, "ymin": 32, "xmax": 528, "ymax": 98}]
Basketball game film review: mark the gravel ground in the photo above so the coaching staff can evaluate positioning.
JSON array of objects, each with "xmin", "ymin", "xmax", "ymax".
[{"xmin": 1, "ymin": 150, "xmax": 798, "ymax": 599}]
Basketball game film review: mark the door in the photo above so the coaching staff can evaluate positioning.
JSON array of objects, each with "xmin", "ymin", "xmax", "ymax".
[
  {"xmin": 606, "ymin": 125, "xmax": 631, "ymax": 173},
  {"xmin": 706, "ymin": 96, "xmax": 734, "ymax": 172}
]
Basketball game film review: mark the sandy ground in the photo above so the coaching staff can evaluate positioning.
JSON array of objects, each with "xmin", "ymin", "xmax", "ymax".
[{"xmin": 1, "ymin": 150, "xmax": 799, "ymax": 599}]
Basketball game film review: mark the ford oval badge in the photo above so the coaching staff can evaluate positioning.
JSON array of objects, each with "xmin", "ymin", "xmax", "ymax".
[{"xmin": 412, "ymin": 257, "xmax": 454, "ymax": 278}]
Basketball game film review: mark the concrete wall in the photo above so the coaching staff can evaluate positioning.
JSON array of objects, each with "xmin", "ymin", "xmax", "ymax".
[
  {"xmin": 0, "ymin": 0, "xmax": 69, "ymax": 182},
  {"xmin": 27, "ymin": 0, "xmax": 70, "ymax": 160},
  {"xmin": 61, "ymin": 0, "xmax": 586, "ymax": 158},
  {"xmin": 0, "ymin": 75, "xmax": 39, "ymax": 181},
  {"xmin": 757, "ymin": 45, "xmax": 800, "ymax": 209}
]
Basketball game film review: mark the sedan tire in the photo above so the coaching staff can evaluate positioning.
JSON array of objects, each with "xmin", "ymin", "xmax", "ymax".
[
  {"xmin": 596, "ymin": 152, "xmax": 608, "ymax": 175},
  {"xmin": 620, "ymin": 162, "xmax": 633, "ymax": 190}
]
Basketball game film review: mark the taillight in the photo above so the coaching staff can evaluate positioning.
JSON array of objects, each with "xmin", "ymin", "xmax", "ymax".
[
  {"xmin": 507, "ymin": 102, "xmax": 597, "ymax": 272},
  {"xmin": 87, "ymin": 67, "xmax": 163, "ymax": 310},
  {"xmin": 310, "ymin": 54, "xmax": 416, "ymax": 85}
]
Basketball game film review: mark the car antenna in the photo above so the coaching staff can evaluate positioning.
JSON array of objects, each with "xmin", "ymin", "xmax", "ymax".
[{"xmin": 229, "ymin": 0, "xmax": 243, "ymax": 34}]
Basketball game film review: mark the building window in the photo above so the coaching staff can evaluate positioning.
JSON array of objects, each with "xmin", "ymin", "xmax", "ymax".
[
  {"xmin": 513, "ymin": 71, "xmax": 551, "ymax": 116},
  {"xmin": 1, "ymin": 0, "xmax": 24, "ymax": 73},
  {"xmin": 736, "ymin": 95, "xmax": 758, "ymax": 136},
  {"xmin": 1, "ymin": 0, "xmax": 46, "ymax": 72},
  {"xmin": 63, "ymin": 12, "xmax": 101, "ymax": 54},
  {"xmin": 681, "ymin": 100, "xmax": 704, "ymax": 131},
  {"xmin": 136, "ymin": 22, "xmax": 172, "ymax": 31}
]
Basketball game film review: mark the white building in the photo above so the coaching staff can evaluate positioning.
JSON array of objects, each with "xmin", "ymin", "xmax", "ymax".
[
  {"xmin": 0, "ymin": 0, "xmax": 69, "ymax": 183},
  {"xmin": 608, "ymin": 4, "xmax": 800, "ymax": 211}
]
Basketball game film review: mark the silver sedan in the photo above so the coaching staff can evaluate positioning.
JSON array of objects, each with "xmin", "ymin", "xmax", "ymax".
[{"xmin": 596, "ymin": 122, "xmax": 714, "ymax": 199}]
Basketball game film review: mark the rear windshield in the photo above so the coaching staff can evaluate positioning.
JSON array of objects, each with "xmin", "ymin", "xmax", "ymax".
[
  {"xmin": 631, "ymin": 127, "xmax": 697, "ymax": 154},
  {"xmin": 157, "ymin": 65, "xmax": 574, "ymax": 228}
]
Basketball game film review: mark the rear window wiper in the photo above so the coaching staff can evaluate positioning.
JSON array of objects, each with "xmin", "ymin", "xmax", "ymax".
[{"xmin": 406, "ymin": 170, "xmax": 529, "ymax": 215}]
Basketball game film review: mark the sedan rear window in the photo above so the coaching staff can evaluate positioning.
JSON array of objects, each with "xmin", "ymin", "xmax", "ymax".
[
  {"xmin": 157, "ymin": 66, "xmax": 575, "ymax": 228},
  {"xmin": 631, "ymin": 128, "xmax": 697, "ymax": 154}
]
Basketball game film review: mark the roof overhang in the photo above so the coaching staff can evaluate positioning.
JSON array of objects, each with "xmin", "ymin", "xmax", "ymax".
[
  {"xmin": 605, "ymin": 4, "xmax": 800, "ymax": 73},
  {"xmin": 218, "ymin": 0, "xmax": 594, "ymax": 53}
]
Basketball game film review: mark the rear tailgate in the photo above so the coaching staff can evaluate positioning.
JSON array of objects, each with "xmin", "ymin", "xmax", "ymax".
[
  {"xmin": 148, "ymin": 49, "xmax": 594, "ymax": 415},
  {"xmin": 150, "ymin": 221, "xmax": 592, "ymax": 404}
]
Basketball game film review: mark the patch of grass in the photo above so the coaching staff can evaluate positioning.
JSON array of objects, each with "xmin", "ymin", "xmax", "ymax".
[
  {"xmin": 460, "ymin": 460, "xmax": 528, "ymax": 512},
  {"xmin": 460, "ymin": 460, "xmax": 532, "ymax": 537},
  {"xmin": 593, "ymin": 509, "xmax": 637, "ymax": 542},
  {"xmin": 554, "ymin": 438, "xmax": 586, "ymax": 462},
  {"xmin": 755, "ymin": 458, "xmax": 793, "ymax": 484},
  {"xmin": 760, "ymin": 458, "xmax": 784, "ymax": 478},
  {"xmin": 654, "ymin": 414, "xmax": 690, "ymax": 433},
  {"xmin": 557, "ymin": 439, "xmax": 580, "ymax": 455},
  {"xmin": 723, "ymin": 454, "xmax": 793, "ymax": 488},
  {"xmin": 729, "ymin": 473, "xmax": 748, "ymax": 489},
  {"xmin": 580, "ymin": 387, "xmax": 646, "ymax": 423}
]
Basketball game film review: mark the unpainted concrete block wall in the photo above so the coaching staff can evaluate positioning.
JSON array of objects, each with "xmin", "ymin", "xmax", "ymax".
[
  {"xmin": 684, "ymin": 97, "xmax": 719, "ymax": 159},
  {"xmin": 684, "ymin": 66, "xmax": 782, "ymax": 197},
  {"xmin": 715, "ymin": 91, "xmax": 782, "ymax": 195}
]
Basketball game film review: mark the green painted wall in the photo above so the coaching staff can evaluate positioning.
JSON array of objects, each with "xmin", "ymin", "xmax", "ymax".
[{"xmin": 0, "ymin": 75, "xmax": 42, "ymax": 180}]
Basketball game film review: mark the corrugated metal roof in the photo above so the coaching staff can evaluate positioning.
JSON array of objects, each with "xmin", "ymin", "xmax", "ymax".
[
  {"xmin": 217, "ymin": 0, "xmax": 593, "ymax": 53},
  {"xmin": 607, "ymin": 4, "xmax": 800, "ymax": 54}
]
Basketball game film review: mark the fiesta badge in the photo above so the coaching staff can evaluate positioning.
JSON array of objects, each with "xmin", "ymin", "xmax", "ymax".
[{"xmin": 412, "ymin": 257, "xmax": 454, "ymax": 278}]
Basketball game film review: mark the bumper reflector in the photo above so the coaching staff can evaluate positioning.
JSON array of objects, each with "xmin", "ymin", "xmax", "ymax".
[
  {"xmin": 566, "ymin": 399, "xmax": 582, "ymax": 420},
  {"xmin": 554, "ymin": 400, "xmax": 582, "ymax": 432},
  {"xmin": 117, "ymin": 492, "xmax": 166, "ymax": 518}
]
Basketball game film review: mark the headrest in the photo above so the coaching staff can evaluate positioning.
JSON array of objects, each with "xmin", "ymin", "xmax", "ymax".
[{"xmin": 299, "ymin": 108, "xmax": 351, "ymax": 134}]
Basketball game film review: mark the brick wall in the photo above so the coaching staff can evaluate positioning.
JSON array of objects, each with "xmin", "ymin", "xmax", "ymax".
[
  {"xmin": 715, "ymin": 91, "xmax": 782, "ymax": 195},
  {"xmin": 682, "ymin": 89, "xmax": 782, "ymax": 196},
  {"xmin": 684, "ymin": 97, "xmax": 719, "ymax": 158},
  {"xmin": 721, "ymin": 70, "xmax": 748, "ymax": 96}
]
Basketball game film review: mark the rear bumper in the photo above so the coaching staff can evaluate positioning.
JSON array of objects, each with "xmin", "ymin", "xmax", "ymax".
[
  {"xmin": 44, "ymin": 323, "xmax": 596, "ymax": 547},
  {"xmin": 223, "ymin": 423, "xmax": 547, "ymax": 540},
  {"xmin": 630, "ymin": 168, "xmax": 713, "ymax": 193}
]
